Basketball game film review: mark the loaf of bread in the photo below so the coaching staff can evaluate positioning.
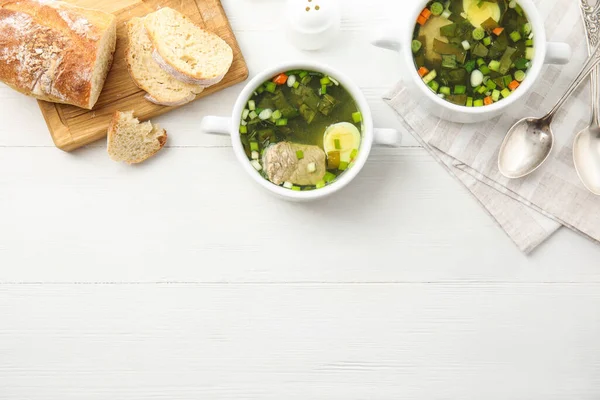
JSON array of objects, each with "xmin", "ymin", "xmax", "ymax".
[
  {"xmin": 143, "ymin": 7, "xmax": 233, "ymax": 86},
  {"xmin": 126, "ymin": 17, "xmax": 204, "ymax": 107},
  {"xmin": 0, "ymin": 0, "xmax": 117, "ymax": 109},
  {"xmin": 107, "ymin": 111, "xmax": 167, "ymax": 164}
]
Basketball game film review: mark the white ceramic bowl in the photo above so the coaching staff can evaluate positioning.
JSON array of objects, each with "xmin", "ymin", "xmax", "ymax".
[
  {"xmin": 371, "ymin": 0, "xmax": 572, "ymax": 123},
  {"xmin": 200, "ymin": 61, "xmax": 400, "ymax": 202}
]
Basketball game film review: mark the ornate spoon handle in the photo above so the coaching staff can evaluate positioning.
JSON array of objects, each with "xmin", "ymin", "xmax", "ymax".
[{"xmin": 581, "ymin": 0, "xmax": 600, "ymax": 124}]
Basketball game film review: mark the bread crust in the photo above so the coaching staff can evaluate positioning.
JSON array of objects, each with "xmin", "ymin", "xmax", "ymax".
[
  {"xmin": 0, "ymin": 0, "xmax": 116, "ymax": 109},
  {"xmin": 107, "ymin": 111, "xmax": 168, "ymax": 164},
  {"xmin": 125, "ymin": 17, "xmax": 203, "ymax": 107}
]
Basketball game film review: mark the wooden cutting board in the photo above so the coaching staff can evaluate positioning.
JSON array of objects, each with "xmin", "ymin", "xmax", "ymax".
[{"xmin": 37, "ymin": 0, "xmax": 248, "ymax": 151}]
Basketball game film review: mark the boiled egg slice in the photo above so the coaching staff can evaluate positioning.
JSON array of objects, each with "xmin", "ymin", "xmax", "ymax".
[
  {"xmin": 323, "ymin": 122, "xmax": 361, "ymax": 161},
  {"xmin": 463, "ymin": 0, "xmax": 501, "ymax": 28}
]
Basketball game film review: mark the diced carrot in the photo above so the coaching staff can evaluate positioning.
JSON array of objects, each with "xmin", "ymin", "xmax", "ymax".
[
  {"xmin": 483, "ymin": 96, "xmax": 493, "ymax": 106},
  {"xmin": 492, "ymin": 27, "xmax": 504, "ymax": 36},
  {"xmin": 418, "ymin": 67, "xmax": 429, "ymax": 77},
  {"xmin": 508, "ymin": 80, "xmax": 520, "ymax": 91},
  {"xmin": 420, "ymin": 8, "xmax": 432, "ymax": 19},
  {"xmin": 416, "ymin": 15, "xmax": 427, "ymax": 26},
  {"xmin": 273, "ymin": 73, "xmax": 288, "ymax": 85}
]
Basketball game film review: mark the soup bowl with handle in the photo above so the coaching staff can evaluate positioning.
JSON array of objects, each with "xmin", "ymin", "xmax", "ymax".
[
  {"xmin": 200, "ymin": 61, "xmax": 401, "ymax": 202},
  {"xmin": 371, "ymin": 0, "xmax": 572, "ymax": 123}
]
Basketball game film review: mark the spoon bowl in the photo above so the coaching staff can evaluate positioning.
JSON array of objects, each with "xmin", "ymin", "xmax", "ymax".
[
  {"xmin": 498, "ymin": 117, "xmax": 554, "ymax": 178},
  {"xmin": 498, "ymin": 43, "xmax": 600, "ymax": 180},
  {"xmin": 573, "ymin": 125, "xmax": 600, "ymax": 194}
]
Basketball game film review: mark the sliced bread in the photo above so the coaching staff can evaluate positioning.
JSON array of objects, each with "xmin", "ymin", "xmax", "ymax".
[
  {"xmin": 143, "ymin": 7, "xmax": 233, "ymax": 86},
  {"xmin": 126, "ymin": 17, "xmax": 204, "ymax": 106},
  {"xmin": 107, "ymin": 111, "xmax": 167, "ymax": 164}
]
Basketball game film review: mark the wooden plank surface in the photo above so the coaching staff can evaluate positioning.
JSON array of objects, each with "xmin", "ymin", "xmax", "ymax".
[
  {"xmin": 2, "ymin": 0, "xmax": 600, "ymax": 398},
  {"xmin": 38, "ymin": 0, "xmax": 248, "ymax": 151}
]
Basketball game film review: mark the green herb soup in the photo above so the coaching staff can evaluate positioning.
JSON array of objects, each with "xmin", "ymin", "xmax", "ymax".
[
  {"xmin": 240, "ymin": 70, "xmax": 363, "ymax": 191},
  {"xmin": 412, "ymin": 0, "xmax": 534, "ymax": 107}
]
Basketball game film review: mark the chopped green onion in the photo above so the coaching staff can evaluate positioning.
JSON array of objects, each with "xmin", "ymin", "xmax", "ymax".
[
  {"xmin": 239, "ymin": 125, "xmax": 247, "ymax": 134},
  {"xmin": 514, "ymin": 70, "xmax": 526, "ymax": 82},
  {"xmin": 291, "ymin": 186, "xmax": 301, "ymax": 191},
  {"xmin": 492, "ymin": 89, "xmax": 501, "ymax": 102},
  {"xmin": 430, "ymin": 2, "xmax": 444, "ymax": 15},
  {"xmin": 503, "ymin": 75, "xmax": 512, "ymax": 87},
  {"xmin": 466, "ymin": 97, "xmax": 474, "ymax": 107},
  {"xmin": 352, "ymin": 112, "xmax": 362, "ymax": 123},
  {"xmin": 454, "ymin": 85, "xmax": 466, "ymax": 95},
  {"xmin": 248, "ymin": 111, "xmax": 258, "ymax": 120},
  {"xmin": 472, "ymin": 28, "xmax": 485, "ymax": 41},
  {"xmin": 242, "ymin": 109, "xmax": 250, "ymax": 120},
  {"xmin": 479, "ymin": 65, "xmax": 491, "ymax": 75},
  {"xmin": 250, "ymin": 142, "xmax": 259, "ymax": 151},
  {"xmin": 464, "ymin": 60, "xmax": 477, "ymax": 73},
  {"xmin": 248, "ymin": 100, "xmax": 255, "ymax": 111},
  {"xmin": 509, "ymin": 31, "xmax": 522, "ymax": 42},
  {"xmin": 321, "ymin": 84, "xmax": 327, "ymax": 94},
  {"xmin": 440, "ymin": 86, "xmax": 451, "ymax": 95},
  {"xmin": 329, "ymin": 76, "xmax": 340, "ymax": 86},
  {"xmin": 258, "ymin": 109, "xmax": 273, "ymax": 120},
  {"xmin": 474, "ymin": 99, "xmax": 484, "ymax": 107},
  {"xmin": 315, "ymin": 180, "xmax": 326, "ymax": 189},
  {"xmin": 320, "ymin": 76, "xmax": 331, "ymax": 85},
  {"xmin": 251, "ymin": 151, "xmax": 259, "ymax": 160},
  {"xmin": 441, "ymin": 9, "xmax": 451, "ymax": 19},
  {"xmin": 250, "ymin": 160, "xmax": 262, "ymax": 171},
  {"xmin": 522, "ymin": 22, "xmax": 532, "ymax": 35},
  {"xmin": 412, "ymin": 40, "xmax": 422, "ymax": 53},
  {"xmin": 283, "ymin": 181, "xmax": 293, "ymax": 189},
  {"xmin": 428, "ymin": 80, "xmax": 440, "ymax": 92},
  {"xmin": 422, "ymin": 70, "xmax": 437, "ymax": 84},
  {"xmin": 287, "ymin": 75, "xmax": 297, "ymax": 88},
  {"xmin": 514, "ymin": 58, "xmax": 529, "ymax": 70},
  {"xmin": 276, "ymin": 118, "xmax": 288, "ymax": 126},
  {"xmin": 324, "ymin": 172, "xmax": 336, "ymax": 183},
  {"xmin": 488, "ymin": 60, "xmax": 501, "ymax": 72},
  {"xmin": 296, "ymin": 150, "xmax": 304, "ymax": 160},
  {"xmin": 334, "ymin": 139, "xmax": 341, "ymax": 150},
  {"xmin": 525, "ymin": 47, "xmax": 534, "ymax": 60},
  {"xmin": 477, "ymin": 58, "xmax": 486, "ymax": 66},
  {"xmin": 461, "ymin": 40, "xmax": 471, "ymax": 51},
  {"xmin": 257, "ymin": 87, "xmax": 264, "ymax": 94},
  {"xmin": 476, "ymin": 85, "xmax": 487, "ymax": 94},
  {"xmin": 525, "ymin": 39, "xmax": 534, "ymax": 46},
  {"xmin": 264, "ymin": 81, "xmax": 277, "ymax": 93},
  {"xmin": 272, "ymin": 110, "xmax": 282, "ymax": 120},
  {"xmin": 338, "ymin": 161, "xmax": 349, "ymax": 171},
  {"xmin": 501, "ymin": 88, "xmax": 511, "ymax": 98},
  {"xmin": 486, "ymin": 79, "xmax": 497, "ymax": 90},
  {"xmin": 483, "ymin": 36, "xmax": 492, "ymax": 46},
  {"xmin": 293, "ymin": 81, "xmax": 300, "ymax": 89},
  {"xmin": 350, "ymin": 149, "xmax": 358, "ymax": 160},
  {"xmin": 299, "ymin": 71, "xmax": 308, "ymax": 78}
]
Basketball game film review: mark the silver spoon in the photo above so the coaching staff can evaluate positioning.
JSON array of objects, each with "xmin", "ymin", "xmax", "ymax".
[
  {"xmin": 573, "ymin": 0, "xmax": 600, "ymax": 195},
  {"xmin": 498, "ymin": 44, "xmax": 600, "ymax": 179}
]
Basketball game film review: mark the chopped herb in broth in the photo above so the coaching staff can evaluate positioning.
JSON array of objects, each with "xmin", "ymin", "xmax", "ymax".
[
  {"xmin": 413, "ymin": 0, "xmax": 534, "ymax": 107},
  {"xmin": 240, "ymin": 70, "xmax": 362, "ymax": 191}
]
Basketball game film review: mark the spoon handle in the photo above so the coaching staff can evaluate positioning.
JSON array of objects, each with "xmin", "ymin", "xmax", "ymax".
[
  {"xmin": 546, "ymin": 44, "xmax": 600, "ymax": 119},
  {"xmin": 580, "ymin": 0, "xmax": 600, "ymax": 124}
]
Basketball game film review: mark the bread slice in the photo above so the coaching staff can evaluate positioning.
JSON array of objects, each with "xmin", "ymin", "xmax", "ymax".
[
  {"xmin": 143, "ymin": 7, "xmax": 233, "ymax": 86},
  {"xmin": 126, "ymin": 17, "xmax": 204, "ymax": 106},
  {"xmin": 107, "ymin": 111, "xmax": 167, "ymax": 164}
]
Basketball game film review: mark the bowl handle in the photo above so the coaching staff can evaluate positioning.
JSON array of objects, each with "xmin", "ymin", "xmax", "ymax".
[
  {"xmin": 200, "ymin": 116, "xmax": 232, "ymax": 136},
  {"xmin": 371, "ymin": 26, "xmax": 403, "ymax": 52},
  {"xmin": 545, "ymin": 42, "xmax": 571, "ymax": 65},
  {"xmin": 374, "ymin": 128, "xmax": 401, "ymax": 147}
]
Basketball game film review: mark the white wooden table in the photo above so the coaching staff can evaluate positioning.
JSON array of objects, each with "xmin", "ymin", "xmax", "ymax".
[{"xmin": 2, "ymin": 0, "xmax": 600, "ymax": 398}]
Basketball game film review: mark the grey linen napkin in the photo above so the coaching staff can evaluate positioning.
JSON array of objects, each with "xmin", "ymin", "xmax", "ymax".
[{"xmin": 384, "ymin": 0, "xmax": 600, "ymax": 253}]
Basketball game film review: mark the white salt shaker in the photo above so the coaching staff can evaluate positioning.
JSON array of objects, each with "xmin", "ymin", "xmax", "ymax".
[{"xmin": 285, "ymin": 0, "xmax": 341, "ymax": 51}]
